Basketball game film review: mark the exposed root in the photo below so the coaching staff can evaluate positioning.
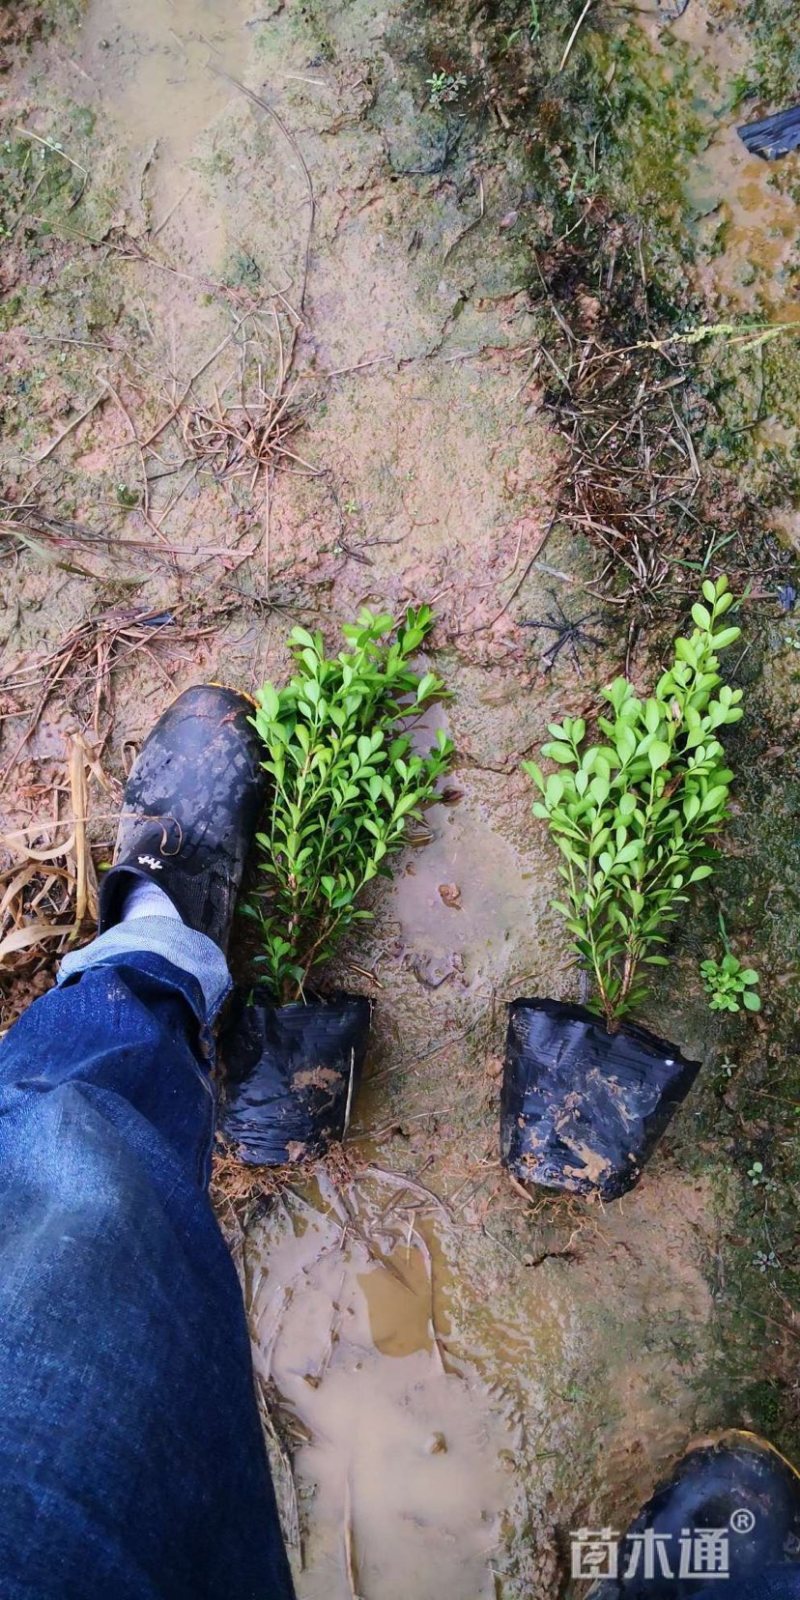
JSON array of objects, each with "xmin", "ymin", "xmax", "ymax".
[{"xmin": 210, "ymin": 1147, "xmax": 285, "ymax": 1217}]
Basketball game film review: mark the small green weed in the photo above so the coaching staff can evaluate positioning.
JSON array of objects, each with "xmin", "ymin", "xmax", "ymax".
[
  {"xmin": 753, "ymin": 1249, "xmax": 781, "ymax": 1273},
  {"xmin": 251, "ymin": 608, "xmax": 452, "ymax": 1002},
  {"xmin": 701, "ymin": 912, "xmax": 761, "ymax": 1013},
  {"xmin": 746, "ymin": 1160, "xmax": 776, "ymax": 1190},
  {"xmin": 0, "ymin": 132, "xmax": 78, "ymax": 237},
  {"xmin": 224, "ymin": 250, "xmax": 261, "ymax": 290},
  {"xmin": 700, "ymin": 954, "xmax": 761, "ymax": 1014},
  {"xmin": 500, "ymin": 0, "xmax": 539, "ymax": 51},
  {"xmin": 426, "ymin": 71, "xmax": 467, "ymax": 109}
]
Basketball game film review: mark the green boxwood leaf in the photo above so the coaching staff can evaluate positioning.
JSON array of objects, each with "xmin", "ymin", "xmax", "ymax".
[
  {"xmin": 290, "ymin": 625, "xmax": 317, "ymax": 650},
  {"xmin": 648, "ymin": 740, "xmax": 670, "ymax": 769},
  {"xmin": 523, "ymin": 761, "xmax": 545, "ymax": 792},
  {"xmin": 259, "ymin": 682, "xmax": 281, "ymax": 719},
  {"xmin": 616, "ymin": 841, "xmax": 641, "ymax": 864},
  {"xmin": 542, "ymin": 742, "xmax": 576, "ymax": 765},
  {"xmin": 616, "ymin": 726, "xmax": 636, "ymax": 763},
  {"xmin": 711, "ymin": 627, "xmax": 741, "ymax": 651},
  {"xmin": 688, "ymin": 864, "xmax": 713, "ymax": 883}
]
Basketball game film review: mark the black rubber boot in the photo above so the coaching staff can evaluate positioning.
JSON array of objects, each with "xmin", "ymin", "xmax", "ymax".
[
  {"xmin": 98, "ymin": 684, "xmax": 266, "ymax": 952},
  {"xmin": 586, "ymin": 1431, "xmax": 800, "ymax": 1599}
]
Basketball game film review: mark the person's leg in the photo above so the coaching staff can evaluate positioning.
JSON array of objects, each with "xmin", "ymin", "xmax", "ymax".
[
  {"xmin": 0, "ymin": 686, "xmax": 295, "ymax": 1600},
  {"xmin": 0, "ymin": 954, "xmax": 293, "ymax": 1600},
  {"xmin": 720, "ymin": 1569, "xmax": 800, "ymax": 1600}
]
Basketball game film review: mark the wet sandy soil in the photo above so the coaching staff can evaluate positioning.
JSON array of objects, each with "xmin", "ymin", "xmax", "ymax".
[
  {"xmin": 639, "ymin": 0, "xmax": 800, "ymax": 321},
  {"xmin": 0, "ymin": 0, "xmax": 798, "ymax": 1593}
]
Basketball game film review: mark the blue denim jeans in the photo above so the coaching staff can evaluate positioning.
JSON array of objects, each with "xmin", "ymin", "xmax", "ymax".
[
  {"xmin": 0, "ymin": 941, "xmax": 294, "ymax": 1600},
  {"xmin": 719, "ymin": 1576, "xmax": 800, "ymax": 1600}
]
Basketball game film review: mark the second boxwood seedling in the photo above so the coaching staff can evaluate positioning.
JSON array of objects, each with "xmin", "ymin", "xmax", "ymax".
[{"xmin": 524, "ymin": 576, "xmax": 744, "ymax": 1029}]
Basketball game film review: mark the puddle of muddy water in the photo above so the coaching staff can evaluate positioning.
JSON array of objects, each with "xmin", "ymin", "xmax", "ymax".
[
  {"xmin": 246, "ymin": 1181, "xmax": 510, "ymax": 1600},
  {"xmin": 638, "ymin": 0, "xmax": 800, "ymax": 320},
  {"xmin": 75, "ymin": 0, "xmax": 259, "ymax": 323},
  {"xmin": 79, "ymin": 0, "xmax": 247, "ymax": 157}
]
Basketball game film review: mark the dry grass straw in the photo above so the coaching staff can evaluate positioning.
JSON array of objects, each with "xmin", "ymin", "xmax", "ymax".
[
  {"xmin": 177, "ymin": 307, "xmax": 318, "ymax": 598},
  {"xmin": 531, "ymin": 229, "xmax": 783, "ymax": 607},
  {"xmin": 0, "ymin": 735, "xmax": 108, "ymax": 1013},
  {"xmin": 539, "ymin": 278, "xmax": 703, "ymax": 603},
  {"xmin": 181, "ymin": 373, "xmax": 311, "ymax": 484},
  {"xmin": 210, "ymin": 1138, "xmax": 366, "ymax": 1223},
  {"xmin": 254, "ymin": 1374, "xmax": 303, "ymax": 1564},
  {"xmin": 548, "ymin": 338, "xmax": 700, "ymax": 600},
  {"xmin": 210, "ymin": 1145, "xmax": 286, "ymax": 1217},
  {"xmin": 0, "ymin": 496, "xmax": 116, "ymax": 567},
  {"xmin": 0, "ymin": 495, "xmax": 258, "ymax": 571}
]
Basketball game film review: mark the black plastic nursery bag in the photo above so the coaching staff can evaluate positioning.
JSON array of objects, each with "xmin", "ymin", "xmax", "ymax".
[
  {"xmin": 219, "ymin": 990, "xmax": 372, "ymax": 1166},
  {"xmin": 501, "ymin": 998, "xmax": 701, "ymax": 1200}
]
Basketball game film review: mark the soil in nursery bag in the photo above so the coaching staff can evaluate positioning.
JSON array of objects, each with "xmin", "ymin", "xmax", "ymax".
[
  {"xmin": 501, "ymin": 998, "xmax": 701, "ymax": 1200},
  {"xmin": 218, "ymin": 990, "xmax": 372, "ymax": 1166}
]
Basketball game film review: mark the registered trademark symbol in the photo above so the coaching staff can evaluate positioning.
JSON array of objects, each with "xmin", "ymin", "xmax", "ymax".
[{"xmin": 730, "ymin": 1508, "xmax": 756, "ymax": 1535}]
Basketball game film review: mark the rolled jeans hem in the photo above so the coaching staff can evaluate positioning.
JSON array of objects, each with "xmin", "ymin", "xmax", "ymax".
[{"xmin": 58, "ymin": 919, "xmax": 232, "ymax": 1021}]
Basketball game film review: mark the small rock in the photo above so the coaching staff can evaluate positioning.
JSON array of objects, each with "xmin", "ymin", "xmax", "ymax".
[
  {"xmin": 424, "ymin": 1431, "xmax": 448, "ymax": 1455},
  {"xmin": 577, "ymin": 292, "xmax": 602, "ymax": 330},
  {"xmin": 438, "ymin": 882, "xmax": 462, "ymax": 910}
]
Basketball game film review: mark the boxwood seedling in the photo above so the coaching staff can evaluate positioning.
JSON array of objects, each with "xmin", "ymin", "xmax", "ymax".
[
  {"xmin": 251, "ymin": 607, "xmax": 452, "ymax": 1002},
  {"xmin": 524, "ymin": 576, "xmax": 744, "ymax": 1029}
]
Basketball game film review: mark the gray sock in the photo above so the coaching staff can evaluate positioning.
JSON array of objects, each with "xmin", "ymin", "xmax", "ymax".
[{"xmin": 121, "ymin": 879, "xmax": 182, "ymax": 923}]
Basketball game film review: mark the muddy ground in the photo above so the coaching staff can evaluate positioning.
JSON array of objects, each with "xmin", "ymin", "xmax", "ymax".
[{"xmin": 1, "ymin": 0, "xmax": 799, "ymax": 1594}]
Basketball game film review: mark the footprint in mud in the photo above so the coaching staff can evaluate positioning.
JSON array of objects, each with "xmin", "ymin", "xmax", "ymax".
[{"xmin": 246, "ymin": 1181, "xmax": 510, "ymax": 1600}]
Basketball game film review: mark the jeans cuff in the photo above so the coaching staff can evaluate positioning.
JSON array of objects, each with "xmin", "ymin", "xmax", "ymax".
[{"xmin": 58, "ymin": 919, "xmax": 232, "ymax": 1021}]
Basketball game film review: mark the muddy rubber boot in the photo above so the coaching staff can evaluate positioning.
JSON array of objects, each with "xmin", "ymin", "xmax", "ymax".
[
  {"xmin": 586, "ymin": 1430, "xmax": 800, "ymax": 1599},
  {"xmin": 98, "ymin": 684, "xmax": 266, "ymax": 952}
]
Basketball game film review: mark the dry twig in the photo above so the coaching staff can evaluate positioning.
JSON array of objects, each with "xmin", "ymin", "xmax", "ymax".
[
  {"xmin": 254, "ymin": 1375, "xmax": 303, "ymax": 1561},
  {"xmin": 181, "ymin": 377, "xmax": 312, "ymax": 482},
  {"xmin": 0, "ymin": 604, "xmax": 183, "ymax": 791}
]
